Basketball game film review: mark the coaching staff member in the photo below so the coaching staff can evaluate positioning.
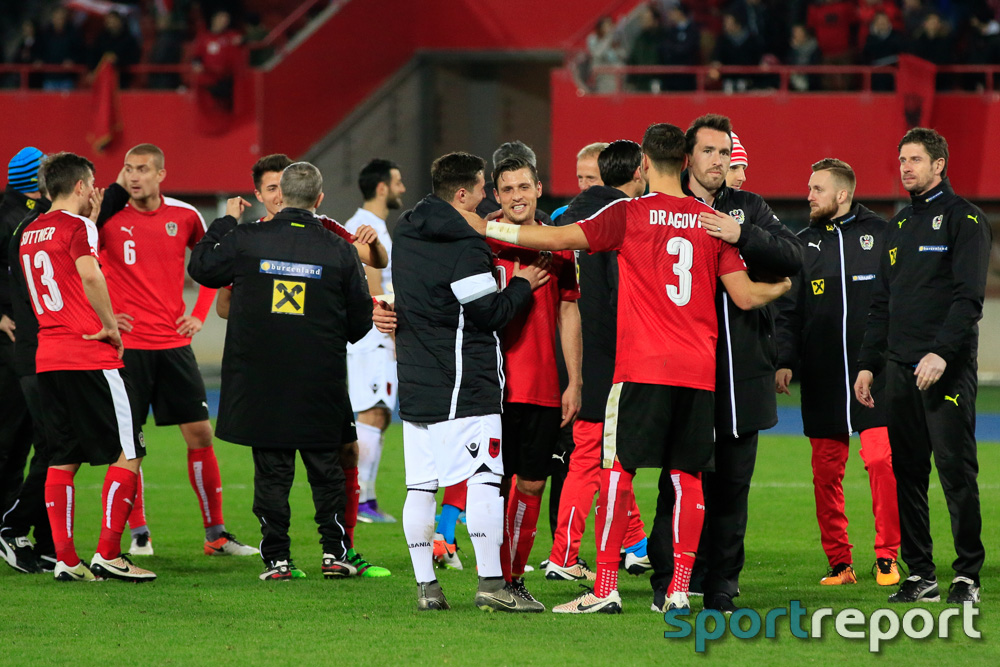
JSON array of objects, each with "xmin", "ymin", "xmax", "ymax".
[
  {"xmin": 775, "ymin": 159, "xmax": 900, "ymax": 588},
  {"xmin": 189, "ymin": 162, "xmax": 373, "ymax": 581},
  {"xmin": 649, "ymin": 115, "xmax": 802, "ymax": 614},
  {"xmin": 856, "ymin": 128, "xmax": 990, "ymax": 605}
]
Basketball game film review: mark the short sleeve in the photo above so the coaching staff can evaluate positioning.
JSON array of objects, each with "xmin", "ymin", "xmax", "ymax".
[
  {"xmin": 321, "ymin": 216, "xmax": 355, "ymax": 243},
  {"xmin": 717, "ymin": 241, "xmax": 747, "ymax": 276},
  {"xmin": 187, "ymin": 208, "xmax": 209, "ymax": 249},
  {"xmin": 577, "ymin": 199, "xmax": 628, "ymax": 253},
  {"xmin": 69, "ymin": 219, "xmax": 98, "ymax": 261}
]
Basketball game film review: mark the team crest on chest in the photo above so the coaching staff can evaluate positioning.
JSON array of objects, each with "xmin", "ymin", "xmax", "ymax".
[
  {"xmin": 932, "ymin": 215, "xmax": 943, "ymax": 230},
  {"xmin": 165, "ymin": 221, "xmax": 178, "ymax": 236},
  {"xmin": 826, "ymin": 224, "xmax": 835, "ymax": 232},
  {"xmin": 859, "ymin": 234, "xmax": 874, "ymax": 251},
  {"xmin": 729, "ymin": 209, "xmax": 745, "ymax": 225}
]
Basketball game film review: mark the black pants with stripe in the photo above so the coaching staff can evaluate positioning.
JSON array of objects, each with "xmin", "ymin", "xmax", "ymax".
[
  {"xmin": 649, "ymin": 431, "xmax": 759, "ymax": 598},
  {"xmin": 0, "ymin": 376, "xmax": 53, "ymax": 554},
  {"xmin": 886, "ymin": 358, "xmax": 984, "ymax": 583},
  {"xmin": 252, "ymin": 447, "xmax": 349, "ymax": 564}
]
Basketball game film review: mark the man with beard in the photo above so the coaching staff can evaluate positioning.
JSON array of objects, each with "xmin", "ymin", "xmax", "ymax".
[
  {"xmin": 649, "ymin": 115, "xmax": 802, "ymax": 614},
  {"xmin": 344, "ymin": 159, "xmax": 406, "ymax": 524},
  {"xmin": 857, "ymin": 128, "xmax": 989, "ymax": 604},
  {"xmin": 775, "ymin": 159, "xmax": 900, "ymax": 589}
]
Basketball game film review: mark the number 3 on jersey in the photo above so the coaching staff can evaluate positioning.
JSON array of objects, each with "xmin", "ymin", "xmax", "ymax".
[
  {"xmin": 665, "ymin": 237, "xmax": 692, "ymax": 306},
  {"xmin": 22, "ymin": 251, "xmax": 64, "ymax": 314}
]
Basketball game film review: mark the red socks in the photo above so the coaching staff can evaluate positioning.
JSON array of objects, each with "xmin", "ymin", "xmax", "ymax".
[
  {"xmin": 127, "ymin": 466, "xmax": 148, "ymax": 531},
  {"xmin": 594, "ymin": 460, "xmax": 635, "ymax": 599},
  {"xmin": 97, "ymin": 466, "xmax": 138, "ymax": 560},
  {"xmin": 668, "ymin": 469, "xmax": 705, "ymax": 596},
  {"xmin": 343, "ymin": 465, "xmax": 359, "ymax": 545},
  {"xmin": 442, "ymin": 481, "xmax": 468, "ymax": 511},
  {"xmin": 188, "ymin": 447, "xmax": 224, "ymax": 528},
  {"xmin": 45, "ymin": 468, "xmax": 78, "ymax": 566},
  {"xmin": 506, "ymin": 486, "xmax": 541, "ymax": 578}
]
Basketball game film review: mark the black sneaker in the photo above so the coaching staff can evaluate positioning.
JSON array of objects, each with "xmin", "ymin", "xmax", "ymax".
[
  {"xmin": 510, "ymin": 577, "xmax": 545, "ymax": 611},
  {"xmin": 0, "ymin": 535, "xmax": 40, "ymax": 574},
  {"xmin": 259, "ymin": 559, "xmax": 292, "ymax": 581},
  {"xmin": 704, "ymin": 593, "xmax": 738, "ymax": 614},
  {"xmin": 36, "ymin": 553, "xmax": 57, "ymax": 573},
  {"xmin": 651, "ymin": 587, "xmax": 667, "ymax": 613},
  {"xmin": 888, "ymin": 575, "xmax": 940, "ymax": 603},
  {"xmin": 946, "ymin": 577, "xmax": 980, "ymax": 604}
]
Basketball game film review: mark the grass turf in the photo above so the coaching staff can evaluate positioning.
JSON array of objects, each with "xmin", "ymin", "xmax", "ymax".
[{"xmin": 2, "ymin": 423, "xmax": 996, "ymax": 665}]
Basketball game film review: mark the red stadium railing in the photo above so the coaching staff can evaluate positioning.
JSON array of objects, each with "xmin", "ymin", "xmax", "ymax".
[
  {"xmin": 244, "ymin": 0, "xmax": 350, "ymax": 59},
  {"xmin": 0, "ymin": 64, "xmax": 197, "ymax": 90},
  {"xmin": 577, "ymin": 64, "xmax": 1000, "ymax": 95}
]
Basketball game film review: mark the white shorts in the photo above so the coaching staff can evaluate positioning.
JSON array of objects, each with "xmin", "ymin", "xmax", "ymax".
[
  {"xmin": 346, "ymin": 343, "xmax": 397, "ymax": 412},
  {"xmin": 403, "ymin": 414, "xmax": 504, "ymax": 487}
]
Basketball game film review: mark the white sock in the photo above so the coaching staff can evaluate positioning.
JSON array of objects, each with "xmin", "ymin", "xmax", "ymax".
[
  {"xmin": 466, "ymin": 478, "xmax": 504, "ymax": 579},
  {"xmin": 403, "ymin": 486, "xmax": 437, "ymax": 583},
  {"xmin": 357, "ymin": 422, "xmax": 382, "ymax": 503}
]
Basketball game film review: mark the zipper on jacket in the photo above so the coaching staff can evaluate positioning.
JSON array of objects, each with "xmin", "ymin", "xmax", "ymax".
[
  {"xmin": 722, "ymin": 296, "xmax": 738, "ymax": 438},
  {"xmin": 835, "ymin": 227, "xmax": 853, "ymax": 434}
]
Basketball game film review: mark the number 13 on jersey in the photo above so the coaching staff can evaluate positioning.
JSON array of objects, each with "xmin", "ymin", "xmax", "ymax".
[{"xmin": 666, "ymin": 237, "xmax": 692, "ymax": 306}]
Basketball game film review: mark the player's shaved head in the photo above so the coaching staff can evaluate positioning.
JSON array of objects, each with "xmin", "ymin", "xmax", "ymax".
[
  {"xmin": 126, "ymin": 143, "xmax": 165, "ymax": 170},
  {"xmin": 280, "ymin": 162, "xmax": 323, "ymax": 210}
]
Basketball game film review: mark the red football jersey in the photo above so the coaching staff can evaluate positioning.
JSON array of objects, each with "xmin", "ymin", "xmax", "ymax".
[
  {"xmin": 319, "ymin": 215, "xmax": 355, "ymax": 243},
  {"xmin": 488, "ymin": 233, "xmax": 580, "ymax": 407},
  {"xmin": 578, "ymin": 192, "xmax": 746, "ymax": 391},
  {"xmin": 19, "ymin": 210, "xmax": 123, "ymax": 372},
  {"xmin": 101, "ymin": 196, "xmax": 212, "ymax": 349}
]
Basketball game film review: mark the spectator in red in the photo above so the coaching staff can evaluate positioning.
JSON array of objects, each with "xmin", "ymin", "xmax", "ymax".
[
  {"xmin": 192, "ymin": 10, "xmax": 244, "ymax": 112},
  {"xmin": 807, "ymin": 0, "xmax": 856, "ymax": 61},
  {"xmin": 857, "ymin": 0, "xmax": 902, "ymax": 47}
]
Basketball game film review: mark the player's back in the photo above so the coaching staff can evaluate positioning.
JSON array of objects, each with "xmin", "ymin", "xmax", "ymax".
[
  {"xmin": 580, "ymin": 192, "xmax": 745, "ymax": 391},
  {"xmin": 19, "ymin": 210, "xmax": 121, "ymax": 372}
]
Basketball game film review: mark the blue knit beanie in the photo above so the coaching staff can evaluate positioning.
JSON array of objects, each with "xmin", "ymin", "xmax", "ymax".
[{"xmin": 8, "ymin": 147, "xmax": 45, "ymax": 194}]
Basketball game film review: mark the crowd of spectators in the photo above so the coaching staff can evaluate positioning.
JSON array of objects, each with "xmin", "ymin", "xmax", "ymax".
[
  {"xmin": 1, "ymin": 1, "xmax": 280, "ymax": 90},
  {"xmin": 583, "ymin": 0, "xmax": 1000, "ymax": 92}
]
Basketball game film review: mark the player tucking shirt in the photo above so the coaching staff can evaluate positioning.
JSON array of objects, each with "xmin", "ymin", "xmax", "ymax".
[
  {"xmin": 19, "ymin": 210, "xmax": 123, "ymax": 372},
  {"xmin": 487, "ymin": 234, "xmax": 580, "ymax": 407},
  {"xmin": 101, "ymin": 196, "xmax": 215, "ymax": 349},
  {"xmin": 577, "ymin": 192, "xmax": 747, "ymax": 391}
]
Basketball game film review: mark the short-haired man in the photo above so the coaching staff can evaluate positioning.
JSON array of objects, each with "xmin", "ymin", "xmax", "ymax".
[
  {"xmin": 775, "ymin": 158, "xmax": 900, "ymax": 588},
  {"xmin": 189, "ymin": 162, "xmax": 373, "ymax": 580},
  {"xmin": 0, "ymin": 147, "xmax": 50, "ymax": 571},
  {"xmin": 23, "ymin": 152, "xmax": 153, "ymax": 582},
  {"xmin": 392, "ymin": 151, "xmax": 548, "ymax": 611},
  {"xmin": 857, "ymin": 128, "xmax": 990, "ymax": 604},
  {"xmin": 345, "ymin": 158, "xmax": 405, "ymax": 524},
  {"xmin": 545, "ymin": 140, "xmax": 650, "ymax": 581},
  {"xmin": 99, "ymin": 144, "xmax": 256, "ymax": 558},
  {"xmin": 475, "ymin": 141, "xmax": 551, "ymax": 223},
  {"xmin": 486, "ymin": 156, "xmax": 582, "ymax": 607},
  {"xmin": 727, "ymin": 132, "xmax": 748, "ymax": 190},
  {"xmin": 214, "ymin": 154, "xmax": 390, "ymax": 577},
  {"xmin": 550, "ymin": 142, "xmax": 609, "ymax": 226},
  {"xmin": 649, "ymin": 114, "xmax": 802, "ymax": 614},
  {"xmin": 474, "ymin": 123, "xmax": 791, "ymax": 613}
]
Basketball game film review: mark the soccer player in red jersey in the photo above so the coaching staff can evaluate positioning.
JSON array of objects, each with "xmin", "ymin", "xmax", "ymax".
[
  {"xmin": 22, "ymin": 152, "xmax": 154, "ymax": 582},
  {"xmin": 486, "ymin": 156, "xmax": 582, "ymax": 608},
  {"xmin": 474, "ymin": 123, "xmax": 791, "ymax": 613},
  {"xmin": 100, "ymin": 143, "xmax": 256, "ymax": 557}
]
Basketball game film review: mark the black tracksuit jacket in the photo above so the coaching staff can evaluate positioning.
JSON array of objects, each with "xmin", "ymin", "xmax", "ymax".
[
  {"xmin": 859, "ymin": 179, "xmax": 991, "ymax": 374},
  {"xmin": 683, "ymin": 178, "xmax": 803, "ymax": 437},
  {"xmin": 392, "ymin": 195, "xmax": 533, "ymax": 423},
  {"xmin": 557, "ymin": 184, "xmax": 629, "ymax": 421},
  {"xmin": 775, "ymin": 204, "xmax": 888, "ymax": 437},
  {"xmin": 188, "ymin": 208, "xmax": 372, "ymax": 450}
]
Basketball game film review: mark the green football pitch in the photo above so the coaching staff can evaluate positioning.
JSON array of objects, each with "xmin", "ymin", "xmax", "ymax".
[{"xmin": 3, "ymin": 421, "xmax": 996, "ymax": 665}]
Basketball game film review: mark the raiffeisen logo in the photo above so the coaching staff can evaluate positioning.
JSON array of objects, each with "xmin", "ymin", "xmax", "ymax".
[{"xmin": 663, "ymin": 601, "xmax": 981, "ymax": 653}]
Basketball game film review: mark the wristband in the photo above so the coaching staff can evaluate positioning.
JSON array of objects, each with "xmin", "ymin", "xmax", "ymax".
[{"xmin": 486, "ymin": 220, "xmax": 520, "ymax": 245}]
